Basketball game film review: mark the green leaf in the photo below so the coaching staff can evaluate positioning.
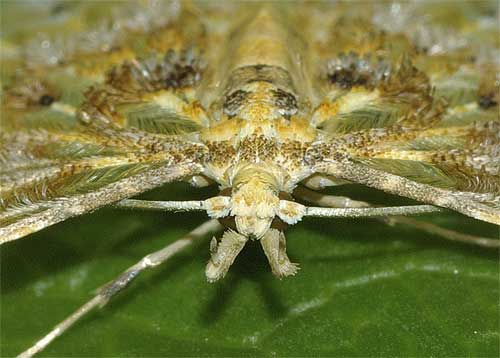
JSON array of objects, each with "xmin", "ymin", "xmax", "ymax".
[{"xmin": 1, "ymin": 184, "xmax": 499, "ymax": 357}]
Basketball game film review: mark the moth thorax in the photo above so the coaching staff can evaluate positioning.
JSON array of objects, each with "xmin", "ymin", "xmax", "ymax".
[
  {"xmin": 223, "ymin": 81, "xmax": 298, "ymax": 122},
  {"xmin": 230, "ymin": 165, "xmax": 281, "ymax": 239}
]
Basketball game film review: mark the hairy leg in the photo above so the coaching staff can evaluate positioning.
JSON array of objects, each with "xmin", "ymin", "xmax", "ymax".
[
  {"xmin": 18, "ymin": 219, "xmax": 222, "ymax": 358},
  {"xmin": 294, "ymin": 186, "xmax": 499, "ymax": 248}
]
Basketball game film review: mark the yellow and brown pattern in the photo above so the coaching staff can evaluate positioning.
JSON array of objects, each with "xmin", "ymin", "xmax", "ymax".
[{"xmin": 1, "ymin": 1, "xmax": 499, "ymax": 271}]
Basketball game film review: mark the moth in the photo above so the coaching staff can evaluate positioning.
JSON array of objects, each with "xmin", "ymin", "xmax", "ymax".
[{"xmin": 1, "ymin": 1, "xmax": 499, "ymax": 356}]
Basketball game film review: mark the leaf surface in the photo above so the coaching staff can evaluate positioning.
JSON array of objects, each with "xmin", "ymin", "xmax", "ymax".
[{"xmin": 1, "ymin": 184, "xmax": 499, "ymax": 357}]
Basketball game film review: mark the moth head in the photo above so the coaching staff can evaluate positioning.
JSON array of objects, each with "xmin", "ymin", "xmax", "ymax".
[
  {"xmin": 230, "ymin": 165, "xmax": 280, "ymax": 239},
  {"xmin": 204, "ymin": 165, "xmax": 305, "ymax": 282},
  {"xmin": 205, "ymin": 164, "xmax": 306, "ymax": 238}
]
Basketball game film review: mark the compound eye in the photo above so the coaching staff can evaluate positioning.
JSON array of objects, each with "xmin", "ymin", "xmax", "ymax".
[
  {"xmin": 223, "ymin": 89, "xmax": 250, "ymax": 117},
  {"xmin": 39, "ymin": 94, "xmax": 55, "ymax": 106}
]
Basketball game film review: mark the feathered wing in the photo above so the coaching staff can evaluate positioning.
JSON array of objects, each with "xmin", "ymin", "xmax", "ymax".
[
  {"xmin": 0, "ymin": 2, "xmax": 210, "ymax": 243},
  {"xmin": 306, "ymin": 1, "xmax": 499, "ymax": 224},
  {"xmin": 310, "ymin": 159, "xmax": 500, "ymax": 225},
  {"xmin": 0, "ymin": 164, "xmax": 201, "ymax": 244}
]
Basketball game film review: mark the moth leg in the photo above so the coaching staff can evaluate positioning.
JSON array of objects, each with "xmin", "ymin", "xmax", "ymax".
[
  {"xmin": 294, "ymin": 187, "xmax": 499, "ymax": 248},
  {"xmin": 294, "ymin": 185, "xmax": 372, "ymax": 208},
  {"xmin": 311, "ymin": 161, "xmax": 500, "ymax": 225},
  {"xmin": 17, "ymin": 219, "xmax": 222, "ymax": 358},
  {"xmin": 260, "ymin": 229, "xmax": 300, "ymax": 278},
  {"xmin": 382, "ymin": 216, "xmax": 500, "ymax": 248},
  {"xmin": 301, "ymin": 174, "xmax": 351, "ymax": 190}
]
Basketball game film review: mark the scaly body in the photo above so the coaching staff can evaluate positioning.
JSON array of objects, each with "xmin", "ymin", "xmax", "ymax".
[
  {"xmin": 1, "ymin": 2, "xmax": 499, "ymax": 356},
  {"xmin": 1, "ymin": 1, "xmax": 499, "ymax": 280}
]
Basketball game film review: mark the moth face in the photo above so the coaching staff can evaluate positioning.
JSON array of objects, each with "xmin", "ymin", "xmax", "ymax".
[
  {"xmin": 204, "ymin": 164, "xmax": 306, "ymax": 282},
  {"xmin": 211, "ymin": 178, "xmax": 305, "ymax": 239},
  {"xmin": 231, "ymin": 178, "xmax": 279, "ymax": 239}
]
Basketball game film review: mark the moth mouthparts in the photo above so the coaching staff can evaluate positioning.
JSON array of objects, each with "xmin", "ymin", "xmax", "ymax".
[
  {"xmin": 205, "ymin": 226, "xmax": 299, "ymax": 283},
  {"xmin": 203, "ymin": 164, "xmax": 302, "ymax": 281}
]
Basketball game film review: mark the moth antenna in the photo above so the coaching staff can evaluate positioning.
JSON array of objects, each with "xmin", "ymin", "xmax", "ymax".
[
  {"xmin": 304, "ymin": 204, "xmax": 443, "ymax": 218},
  {"xmin": 114, "ymin": 196, "xmax": 231, "ymax": 218},
  {"xmin": 277, "ymin": 200, "xmax": 443, "ymax": 221},
  {"xmin": 113, "ymin": 199, "xmax": 206, "ymax": 212},
  {"xmin": 17, "ymin": 220, "xmax": 222, "ymax": 358}
]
